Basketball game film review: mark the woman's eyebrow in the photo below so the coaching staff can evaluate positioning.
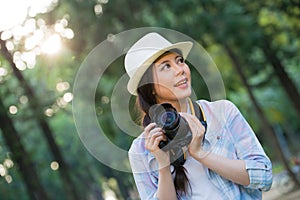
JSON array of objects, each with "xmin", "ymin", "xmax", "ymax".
[
  {"xmin": 157, "ymin": 60, "xmax": 169, "ymax": 65},
  {"xmin": 156, "ymin": 55, "xmax": 182, "ymax": 66}
]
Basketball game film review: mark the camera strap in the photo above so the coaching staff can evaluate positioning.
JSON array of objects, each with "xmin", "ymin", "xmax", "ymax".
[{"xmin": 191, "ymin": 100, "xmax": 207, "ymax": 133}]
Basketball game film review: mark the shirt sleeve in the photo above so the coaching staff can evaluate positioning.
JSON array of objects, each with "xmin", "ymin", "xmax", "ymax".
[
  {"xmin": 128, "ymin": 138, "xmax": 159, "ymax": 200},
  {"xmin": 225, "ymin": 100, "xmax": 273, "ymax": 191}
]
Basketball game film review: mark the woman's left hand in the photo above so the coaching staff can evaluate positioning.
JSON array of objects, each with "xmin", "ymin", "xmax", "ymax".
[{"xmin": 179, "ymin": 112, "xmax": 206, "ymax": 159}]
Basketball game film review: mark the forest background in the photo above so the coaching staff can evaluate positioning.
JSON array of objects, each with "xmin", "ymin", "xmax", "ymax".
[{"xmin": 0, "ymin": 0, "xmax": 299, "ymax": 199}]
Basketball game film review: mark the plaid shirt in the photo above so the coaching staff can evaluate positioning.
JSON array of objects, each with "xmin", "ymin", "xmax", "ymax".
[{"xmin": 128, "ymin": 100, "xmax": 273, "ymax": 200}]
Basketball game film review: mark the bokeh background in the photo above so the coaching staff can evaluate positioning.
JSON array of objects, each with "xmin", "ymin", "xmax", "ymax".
[{"xmin": 0, "ymin": 0, "xmax": 299, "ymax": 199}]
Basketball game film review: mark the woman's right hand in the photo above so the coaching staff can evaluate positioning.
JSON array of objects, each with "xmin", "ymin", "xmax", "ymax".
[{"xmin": 144, "ymin": 123, "xmax": 170, "ymax": 168}]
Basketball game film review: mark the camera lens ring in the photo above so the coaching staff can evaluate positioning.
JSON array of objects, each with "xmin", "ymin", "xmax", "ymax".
[{"xmin": 160, "ymin": 111, "xmax": 177, "ymax": 128}]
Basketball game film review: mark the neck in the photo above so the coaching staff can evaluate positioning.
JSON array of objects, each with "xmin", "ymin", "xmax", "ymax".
[{"xmin": 174, "ymin": 99, "xmax": 188, "ymax": 112}]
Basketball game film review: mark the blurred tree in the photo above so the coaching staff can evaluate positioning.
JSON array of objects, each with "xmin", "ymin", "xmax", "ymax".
[
  {"xmin": 0, "ymin": 34, "xmax": 81, "ymax": 200},
  {"xmin": 0, "ymin": 99, "xmax": 50, "ymax": 200},
  {"xmin": 240, "ymin": 0, "xmax": 300, "ymax": 119}
]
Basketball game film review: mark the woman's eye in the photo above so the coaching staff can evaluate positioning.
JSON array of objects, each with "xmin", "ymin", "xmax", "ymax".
[
  {"xmin": 161, "ymin": 64, "xmax": 171, "ymax": 71},
  {"xmin": 177, "ymin": 57, "xmax": 185, "ymax": 64}
]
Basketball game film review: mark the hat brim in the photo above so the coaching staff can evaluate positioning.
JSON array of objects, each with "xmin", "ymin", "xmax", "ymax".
[{"xmin": 127, "ymin": 41, "xmax": 193, "ymax": 95}]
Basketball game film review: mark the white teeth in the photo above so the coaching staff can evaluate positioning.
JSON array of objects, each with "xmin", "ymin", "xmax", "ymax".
[{"xmin": 175, "ymin": 79, "xmax": 187, "ymax": 86}]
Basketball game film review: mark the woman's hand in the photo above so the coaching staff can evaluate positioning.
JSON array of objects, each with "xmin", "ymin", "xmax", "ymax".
[
  {"xmin": 179, "ymin": 113, "xmax": 206, "ymax": 159},
  {"xmin": 144, "ymin": 123, "xmax": 170, "ymax": 168}
]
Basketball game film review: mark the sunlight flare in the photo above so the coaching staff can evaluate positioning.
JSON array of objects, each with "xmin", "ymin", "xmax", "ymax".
[
  {"xmin": 41, "ymin": 34, "xmax": 62, "ymax": 54},
  {"xmin": 0, "ymin": 0, "xmax": 28, "ymax": 31}
]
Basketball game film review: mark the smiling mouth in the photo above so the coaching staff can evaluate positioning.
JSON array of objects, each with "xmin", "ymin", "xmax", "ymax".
[{"xmin": 174, "ymin": 78, "xmax": 188, "ymax": 87}]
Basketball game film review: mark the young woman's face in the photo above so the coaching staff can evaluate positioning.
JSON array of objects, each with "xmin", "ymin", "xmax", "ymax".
[{"xmin": 152, "ymin": 51, "xmax": 191, "ymax": 103}]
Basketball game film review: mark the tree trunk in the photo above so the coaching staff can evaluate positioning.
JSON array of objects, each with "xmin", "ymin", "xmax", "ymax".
[
  {"xmin": 239, "ymin": 1, "xmax": 300, "ymax": 119},
  {"xmin": 0, "ymin": 100, "xmax": 50, "ymax": 200},
  {"xmin": 0, "ymin": 37, "xmax": 81, "ymax": 200},
  {"xmin": 77, "ymin": 161, "xmax": 105, "ymax": 200},
  {"xmin": 261, "ymin": 38, "xmax": 300, "ymax": 119},
  {"xmin": 223, "ymin": 43, "xmax": 300, "ymax": 187},
  {"xmin": 115, "ymin": 174, "xmax": 130, "ymax": 200}
]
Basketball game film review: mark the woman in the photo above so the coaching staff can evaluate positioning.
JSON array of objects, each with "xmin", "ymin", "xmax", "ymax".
[{"xmin": 126, "ymin": 32, "xmax": 272, "ymax": 199}]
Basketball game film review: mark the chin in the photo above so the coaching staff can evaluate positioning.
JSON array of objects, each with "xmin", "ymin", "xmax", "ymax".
[{"xmin": 176, "ymin": 90, "xmax": 192, "ymax": 100}]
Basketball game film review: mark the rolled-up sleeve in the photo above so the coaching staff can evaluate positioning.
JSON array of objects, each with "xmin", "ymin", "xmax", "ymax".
[
  {"xmin": 225, "ymin": 100, "xmax": 273, "ymax": 191},
  {"xmin": 245, "ymin": 159, "xmax": 272, "ymax": 191}
]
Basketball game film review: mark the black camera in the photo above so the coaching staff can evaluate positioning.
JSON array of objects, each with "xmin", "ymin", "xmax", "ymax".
[{"xmin": 149, "ymin": 103, "xmax": 192, "ymax": 163}]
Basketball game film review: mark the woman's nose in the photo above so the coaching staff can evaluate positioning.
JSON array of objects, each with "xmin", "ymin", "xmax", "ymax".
[{"xmin": 173, "ymin": 64, "xmax": 185, "ymax": 76}]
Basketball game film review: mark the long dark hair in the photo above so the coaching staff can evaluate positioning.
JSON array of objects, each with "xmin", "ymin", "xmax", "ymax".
[{"xmin": 136, "ymin": 50, "xmax": 190, "ymax": 196}]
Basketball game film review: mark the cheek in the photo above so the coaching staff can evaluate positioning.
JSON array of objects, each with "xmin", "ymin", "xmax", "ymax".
[
  {"xmin": 153, "ymin": 72, "xmax": 173, "ymax": 88},
  {"xmin": 184, "ymin": 65, "xmax": 191, "ymax": 77}
]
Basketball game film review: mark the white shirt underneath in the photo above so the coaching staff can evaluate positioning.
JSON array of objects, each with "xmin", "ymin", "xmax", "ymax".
[{"xmin": 181, "ymin": 154, "xmax": 223, "ymax": 200}]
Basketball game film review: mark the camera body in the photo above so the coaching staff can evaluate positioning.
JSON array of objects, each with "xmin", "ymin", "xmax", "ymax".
[{"xmin": 149, "ymin": 103, "xmax": 192, "ymax": 161}]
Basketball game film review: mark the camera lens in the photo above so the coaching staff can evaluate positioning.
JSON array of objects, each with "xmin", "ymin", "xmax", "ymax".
[{"xmin": 160, "ymin": 111, "xmax": 176, "ymax": 127}]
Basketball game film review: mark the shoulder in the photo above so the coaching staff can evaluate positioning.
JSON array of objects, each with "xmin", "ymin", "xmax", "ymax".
[
  {"xmin": 196, "ymin": 99, "xmax": 238, "ymax": 112},
  {"xmin": 195, "ymin": 99, "xmax": 242, "ymax": 124}
]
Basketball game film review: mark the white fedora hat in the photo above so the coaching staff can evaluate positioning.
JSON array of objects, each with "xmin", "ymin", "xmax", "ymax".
[{"xmin": 124, "ymin": 32, "xmax": 193, "ymax": 95}]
